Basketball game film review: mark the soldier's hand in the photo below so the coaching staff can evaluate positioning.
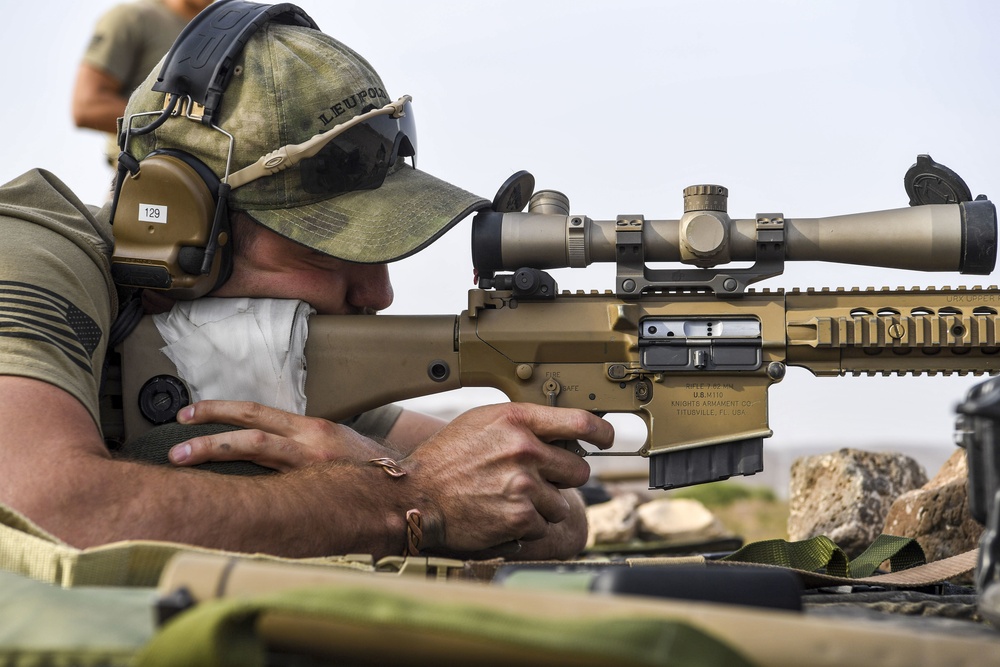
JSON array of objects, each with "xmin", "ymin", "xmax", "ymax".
[
  {"xmin": 401, "ymin": 403, "xmax": 613, "ymax": 558},
  {"xmin": 168, "ymin": 400, "xmax": 401, "ymax": 472}
]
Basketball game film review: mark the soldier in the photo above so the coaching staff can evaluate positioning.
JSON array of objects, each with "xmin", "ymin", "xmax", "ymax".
[{"xmin": 0, "ymin": 3, "xmax": 612, "ymax": 560}]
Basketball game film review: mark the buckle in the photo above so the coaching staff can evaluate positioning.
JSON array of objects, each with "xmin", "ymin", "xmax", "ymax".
[{"xmin": 375, "ymin": 555, "xmax": 467, "ymax": 581}]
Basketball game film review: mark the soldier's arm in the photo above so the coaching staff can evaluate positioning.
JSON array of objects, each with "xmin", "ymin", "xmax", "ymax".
[
  {"xmin": 71, "ymin": 63, "xmax": 127, "ymax": 134},
  {"xmin": 0, "ymin": 377, "xmax": 407, "ymax": 556},
  {"xmin": 1, "ymin": 378, "xmax": 611, "ymax": 558}
]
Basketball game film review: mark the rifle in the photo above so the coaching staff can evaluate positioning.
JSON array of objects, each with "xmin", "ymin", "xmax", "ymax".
[
  {"xmin": 119, "ymin": 156, "xmax": 1000, "ymax": 490},
  {"xmin": 302, "ymin": 155, "xmax": 1000, "ymax": 489}
]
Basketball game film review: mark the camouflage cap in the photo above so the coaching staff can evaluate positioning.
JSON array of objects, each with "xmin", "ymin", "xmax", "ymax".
[{"xmin": 124, "ymin": 23, "xmax": 488, "ymax": 263}]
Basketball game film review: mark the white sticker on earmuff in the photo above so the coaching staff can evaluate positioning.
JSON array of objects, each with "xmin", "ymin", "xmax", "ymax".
[{"xmin": 138, "ymin": 203, "xmax": 168, "ymax": 224}]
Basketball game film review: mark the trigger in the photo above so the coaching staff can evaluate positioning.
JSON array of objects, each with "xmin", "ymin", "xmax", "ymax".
[{"xmin": 551, "ymin": 439, "xmax": 587, "ymax": 457}]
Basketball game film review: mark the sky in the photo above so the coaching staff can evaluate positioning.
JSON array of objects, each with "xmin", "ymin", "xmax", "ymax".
[{"xmin": 2, "ymin": 0, "xmax": 999, "ymax": 482}]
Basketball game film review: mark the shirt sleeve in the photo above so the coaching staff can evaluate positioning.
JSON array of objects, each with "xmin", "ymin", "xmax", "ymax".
[
  {"xmin": 0, "ymin": 171, "xmax": 115, "ymax": 428},
  {"xmin": 81, "ymin": 3, "xmax": 144, "ymax": 85},
  {"xmin": 339, "ymin": 404, "xmax": 404, "ymax": 441}
]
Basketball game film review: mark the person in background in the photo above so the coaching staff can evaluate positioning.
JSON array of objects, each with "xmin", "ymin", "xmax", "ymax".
[{"xmin": 71, "ymin": 0, "xmax": 215, "ymax": 168}]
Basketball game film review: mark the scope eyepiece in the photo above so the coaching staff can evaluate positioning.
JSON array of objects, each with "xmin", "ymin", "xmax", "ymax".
[{"xmin": 471, "ymin": 210, "xmax": 505, "ymax": 280}]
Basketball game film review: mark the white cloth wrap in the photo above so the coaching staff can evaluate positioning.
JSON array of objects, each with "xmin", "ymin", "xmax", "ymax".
[{"xmin": 153, "ymin": 298, "xmax": 314, "ymax": 414}]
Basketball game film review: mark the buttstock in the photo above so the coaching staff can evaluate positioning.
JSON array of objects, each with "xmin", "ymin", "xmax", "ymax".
[{"xmin": 304, "ymin": 315, "xmax": 460, "ymax": 422}]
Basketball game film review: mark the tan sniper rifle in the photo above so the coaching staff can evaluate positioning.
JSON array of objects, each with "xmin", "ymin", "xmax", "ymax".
[
  {"xmin": 122, "ymin": 156, "xmax": 1000, "ymax": 490},
  {"xmin": 302, "ymin": 156, "xmax": 999, "ymax": 489}
]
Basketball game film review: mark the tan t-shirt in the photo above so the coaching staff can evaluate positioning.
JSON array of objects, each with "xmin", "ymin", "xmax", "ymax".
[{"xmin": 81, "ymin": 0, "xmax": 190, "ymax": 163}]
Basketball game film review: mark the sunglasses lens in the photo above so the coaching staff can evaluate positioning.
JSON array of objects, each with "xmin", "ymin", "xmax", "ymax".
[{"xmin": 299, "ymin": 101, "xmax": 416, "ymax": 195}]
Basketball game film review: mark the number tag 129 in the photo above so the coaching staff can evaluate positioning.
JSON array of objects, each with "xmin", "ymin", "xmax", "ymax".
[{"xmin": 138, "ymin": 203, "xmax": 167, "ymax": 224}]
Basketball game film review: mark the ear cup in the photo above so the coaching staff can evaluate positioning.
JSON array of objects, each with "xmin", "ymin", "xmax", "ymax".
[
  {"xmin": 110, "ymin": 3, "xmax": 319, "ymax": 300},
  {"xmin": 111, "ymin": 150, "xmax": 232, "ymax": 300}
]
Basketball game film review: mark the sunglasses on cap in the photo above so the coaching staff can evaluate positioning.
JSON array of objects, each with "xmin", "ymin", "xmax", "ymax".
[{"xmin": 227, "ymin": 95, "xmax": 416, "ymax": 195}]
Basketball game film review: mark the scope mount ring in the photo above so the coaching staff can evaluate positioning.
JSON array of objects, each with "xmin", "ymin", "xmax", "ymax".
[{"xmin": 614, "ymin": 214, "xmax": 785, "ymax": 298}]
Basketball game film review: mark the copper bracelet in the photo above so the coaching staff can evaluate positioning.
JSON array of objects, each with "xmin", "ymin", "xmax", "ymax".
[{"xmin": 368, "ymin": 458, "xmax": 422, "ymax": 556}]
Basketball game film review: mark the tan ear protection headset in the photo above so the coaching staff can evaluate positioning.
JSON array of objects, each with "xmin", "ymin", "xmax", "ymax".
[{"xmin": 109, "ymin": 1, "xmax": 318, "ymax": 300}]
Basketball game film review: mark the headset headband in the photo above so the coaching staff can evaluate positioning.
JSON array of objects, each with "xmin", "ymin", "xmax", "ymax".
[{"xmin": 152, "ymin": 0, "xmax": 318, "ymax": 125}]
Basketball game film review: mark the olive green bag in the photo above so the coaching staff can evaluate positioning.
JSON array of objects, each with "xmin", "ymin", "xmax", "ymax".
[
  {"xmin": 137, "ymin": 584, "xmax": 753, "ymax": 667},
  {"xmin": 0, "ymin": 568, "xmax": 156, "ymax": 667}
]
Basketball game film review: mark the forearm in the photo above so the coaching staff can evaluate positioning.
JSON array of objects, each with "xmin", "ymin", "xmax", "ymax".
[
  {"xmin": 0, "ymin": 378, "xmax": 411, "ymax": 558},
  {"xmin": 18, "ymin": 451, "xmax": 411, "ymax": 558}
]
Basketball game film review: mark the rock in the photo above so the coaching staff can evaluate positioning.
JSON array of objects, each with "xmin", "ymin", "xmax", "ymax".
[
  {"xmin": 586, "ymin": 493, "xmax": 640, "ymax": 547},
  {"xmin": 637, "ymin": 498, "xmax": 726, "ymax": 541},
  {"xmin": 788, "ymin": 448, "xmax": 927, "ymax": 557},
  {"xmin": 884, "ymin": 449, "xmax": 983, "ymax": 562}
]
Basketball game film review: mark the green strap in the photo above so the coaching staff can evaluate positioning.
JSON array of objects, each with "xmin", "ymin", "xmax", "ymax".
[
  {"xmin": 721, "ymin": 535, "xmax": 850, "ymax": 577},
  {"xmin": 721, "ymin": 534, "xmax": 925, "ymax": 578},
  {"xmin": 848, "ymin": 534, "xmax": 926, "ymax": 578}
]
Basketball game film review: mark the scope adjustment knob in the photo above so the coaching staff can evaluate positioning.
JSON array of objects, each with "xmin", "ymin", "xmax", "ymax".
[{"xmin": 683, "ymin": 184, "xmax": 729, "ymax": 213}]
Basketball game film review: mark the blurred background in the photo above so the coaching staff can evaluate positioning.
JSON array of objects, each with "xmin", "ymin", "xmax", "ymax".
[{"xmin": 3, "ymin": 0, "xmax": 998, "ymax": 493}]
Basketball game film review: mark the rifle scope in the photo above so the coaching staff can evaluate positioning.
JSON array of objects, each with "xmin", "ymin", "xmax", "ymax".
[{"xmin": 472, "ymin": 186, "xmax": 997, "ymax": 284}]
